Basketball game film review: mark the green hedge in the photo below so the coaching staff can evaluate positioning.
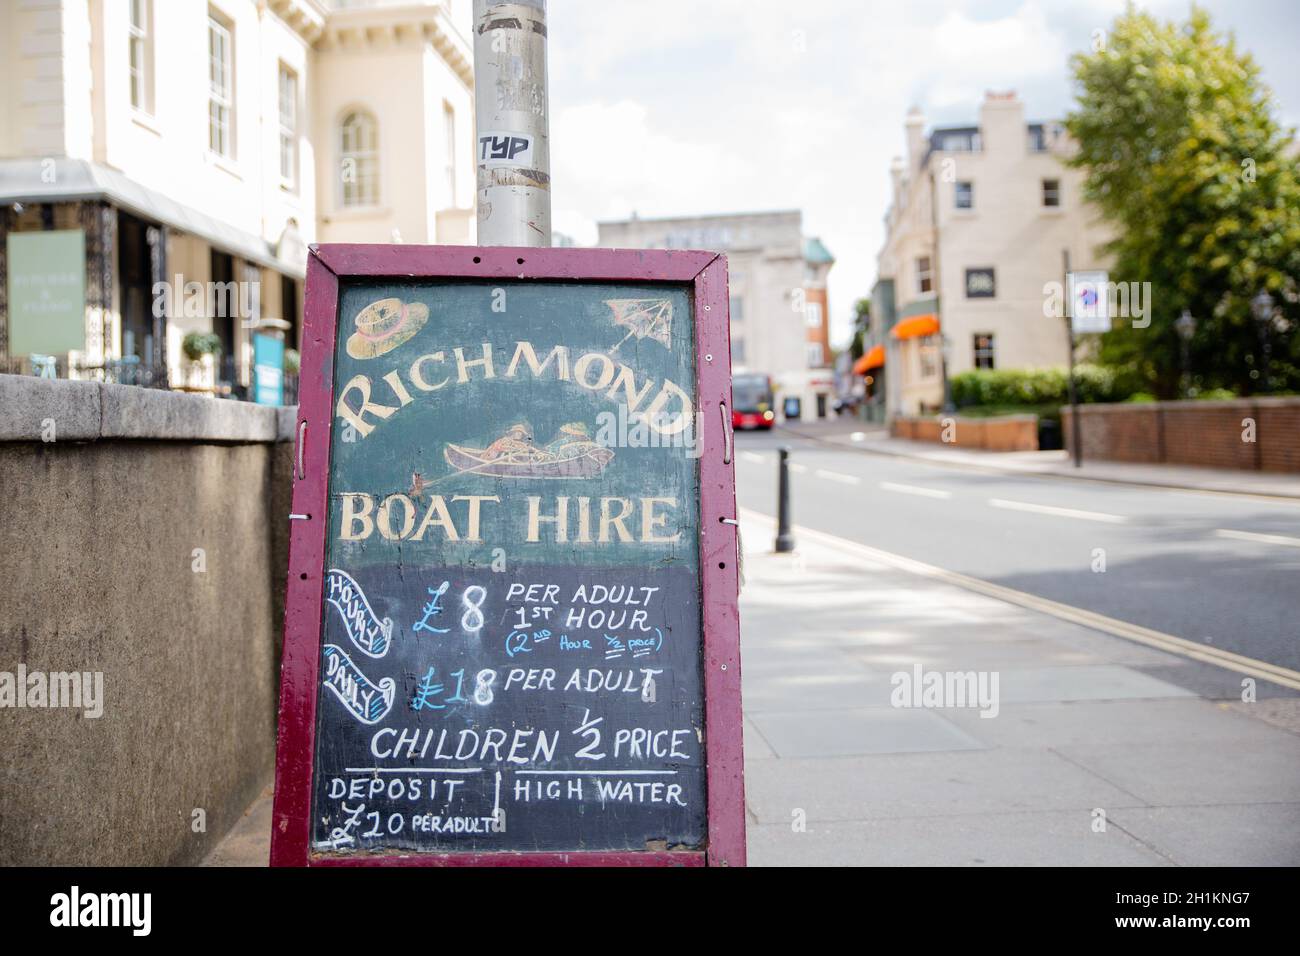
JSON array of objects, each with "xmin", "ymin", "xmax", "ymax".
[{"xmin": 951, "ymin": 365, "xmax": 1132, "ymax": 409}]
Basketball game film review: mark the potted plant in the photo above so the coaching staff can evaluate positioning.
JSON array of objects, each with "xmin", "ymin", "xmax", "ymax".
[
  {"xmin": 182, "ymin": 332, "xmax": 222, "ymax": 362},
  {"xmin": 180, "ymin": 333, "xmax": 223, "ymax": 393}
]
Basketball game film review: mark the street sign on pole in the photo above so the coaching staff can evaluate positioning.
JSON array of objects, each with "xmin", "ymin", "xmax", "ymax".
[
  {"xmin": 473, "ymin": 0, "xmax": 551, "ymax": 247},
  {"xmin": 252, "ymin": 332, "xmax": 285, "ymax": 406},
  {"xmin": 271, "ymin": 244, "xmax": 745, "ymax": 867},
  {"xmin": 1068, "ymin": 270, "xmax": 1111, "ymax": 334},
  {"xmin": 1063, "ymin": 253, "xmax": 1084, "ymax": 467}
]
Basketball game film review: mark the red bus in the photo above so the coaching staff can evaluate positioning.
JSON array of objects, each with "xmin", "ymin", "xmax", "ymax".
[{"xmin": 731, "ymin": 373, "xmax": 775, "ymax": 430}]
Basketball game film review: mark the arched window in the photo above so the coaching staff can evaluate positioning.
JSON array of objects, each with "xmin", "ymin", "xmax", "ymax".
[{"xmin": 339, "ymin": 110, "xmax": 379, "ymax": 207}]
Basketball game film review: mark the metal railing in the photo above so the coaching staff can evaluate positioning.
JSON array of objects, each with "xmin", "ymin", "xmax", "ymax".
[
  {"xmin": 2, "ymin": 354, "xmax": 171, "ymax": 388},
  {"xmin": 2, "ymin": 354, "xmax": 298, "ymax": 405}
]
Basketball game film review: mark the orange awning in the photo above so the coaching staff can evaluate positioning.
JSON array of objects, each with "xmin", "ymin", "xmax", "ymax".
[
  {"xmin": 853, "ymin": 344, "xmax": 885, "ymax": 374},
  {"xmin": 892, "ymin": 314, "xmax": 940, "ymax": 340}
]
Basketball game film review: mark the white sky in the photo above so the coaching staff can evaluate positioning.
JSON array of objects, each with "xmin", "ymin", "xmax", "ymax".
[{"xmin": 544, "ymin": 0, "xmax": 1300, "ymax": 348}]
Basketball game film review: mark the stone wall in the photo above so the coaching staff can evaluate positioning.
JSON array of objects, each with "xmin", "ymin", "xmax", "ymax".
[{"xmin": 0, "ymin": 376, "xmax": 294, "ymax": 865}]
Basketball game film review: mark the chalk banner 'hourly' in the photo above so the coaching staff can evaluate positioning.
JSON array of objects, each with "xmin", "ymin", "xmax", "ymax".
[{"xmin": 311, "ymin": 278, "xmax": 706, "ymax": 854}]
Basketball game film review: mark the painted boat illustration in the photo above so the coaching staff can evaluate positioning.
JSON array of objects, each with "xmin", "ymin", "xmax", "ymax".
[{"xmin": 444, "ymin": 422, "xmax": 614, "ymax": 479}]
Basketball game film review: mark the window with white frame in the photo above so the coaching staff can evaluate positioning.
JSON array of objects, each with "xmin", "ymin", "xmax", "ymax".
[
  {"xmin": 916, "ymin": 255, "xmax": 933, "ymax": 294},
  {"xmin": 938, "ymin": 130, "xmax": 981, "ymax": 152},
  {"xmin": 278, "ymin": 64, "xmax": 298, "ymax": 189},
  {"xmin": 128, "ymin": 0, "xmax": 153, "ymax": 113},
  {"xmin": 806, "ymin": 342, "xmax": 824, "ymax": 367},
  {"xmin": 918, "ymin": 335, "xmax": 940, "ymax": 379},
  {"xmin": 340, "ymin": 110, "xmax": 379, "ymax": 207},
  {"xmin": 955, "ymin": 180, "xmax": 973, "ymax": 209},
  {"xmin": 443, "ymin": 102, "xmax": 456, "ymax": 200},
  {"xmin": 805, "ymin": 301, "xmax": 823, "ymax": 329},
  {"xmin": 207, "ymin": 12, "xmax": 234, "ymax": 158}
]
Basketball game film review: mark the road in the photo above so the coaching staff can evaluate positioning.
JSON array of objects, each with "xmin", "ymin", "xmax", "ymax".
[{"xmin": 733, "ymin": 428, "xmax": 1300, "ymax": 688}]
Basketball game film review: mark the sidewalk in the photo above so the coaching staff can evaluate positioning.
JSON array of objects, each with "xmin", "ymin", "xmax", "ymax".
[
  {"xmin": 738, "ymin": 509, "xmax": 1300, "ymax": 865},
  {"xmin": 203, "ymin": 785, "xmax": 272, "ymax": 866},
  {"xmin": 779, "ymin": 421, "xmax": 1300, "ymax": 499}
]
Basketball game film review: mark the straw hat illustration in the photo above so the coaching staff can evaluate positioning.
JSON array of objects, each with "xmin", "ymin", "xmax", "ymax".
[{"xmin": 346, "ymin": 297, "xmax": 429, "ymax": 360}]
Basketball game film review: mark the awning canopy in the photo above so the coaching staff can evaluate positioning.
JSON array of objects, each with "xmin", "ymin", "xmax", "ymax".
[
  {"xmin": 892, "ymin": 314, "xmax": 940, "ymax": 340},
  {"xmin": 0, "ymin": 157, "xmax": 306, "ymax": 278},
  {"xmin": 853, "ymin": 344, "xmax": 885, "ymax": 375}
]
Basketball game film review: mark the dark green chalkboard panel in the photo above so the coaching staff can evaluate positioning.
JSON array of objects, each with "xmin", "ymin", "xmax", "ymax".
[{"xmin": 311, "ymin": 280, "xmax": 705, "ymax": 854}]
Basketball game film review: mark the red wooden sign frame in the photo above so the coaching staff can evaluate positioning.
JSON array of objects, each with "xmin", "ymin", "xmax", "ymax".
[{"xmin": 271, "ymin": 244, "xmax": 745, "ymax": 867}]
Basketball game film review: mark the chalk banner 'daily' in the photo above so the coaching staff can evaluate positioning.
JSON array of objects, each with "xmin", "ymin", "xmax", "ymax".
[{"xmin": 310, "ymin": 280, "xmax": 707, "ymax": 855}]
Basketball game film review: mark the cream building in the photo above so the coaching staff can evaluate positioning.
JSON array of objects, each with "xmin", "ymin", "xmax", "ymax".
[
  {"xmin": 870, "ymin": 92, "xmax": 1115, "ymax": 416},
  {"xmin": 0, "ymin": 0, "xmax": 473, "ymax": 398},
  {"xmin": 598, "ymin": 210, "xmax": 837, "ymax": 420}
]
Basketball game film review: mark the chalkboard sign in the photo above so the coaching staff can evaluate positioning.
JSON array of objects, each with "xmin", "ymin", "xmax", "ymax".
[{"xmin": 271, "ymin": 246, "xmax": 744, "ymax": 866}]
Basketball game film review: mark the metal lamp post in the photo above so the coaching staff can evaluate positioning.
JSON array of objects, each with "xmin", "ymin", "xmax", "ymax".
[
  {"xmin": 473, "ymin": 0, "xmax": 551, "ymax": 247},
  {"xmin": 940, "ymin": 333, "xmax": 955, "ymax": 414},
  {"xmin": 1175, "ymin": 309, "xmax": 1196, "ymax": 399},
  {"xmin": 1251, "ymin": 290, "xmax": 1275, "ymax": 393}
]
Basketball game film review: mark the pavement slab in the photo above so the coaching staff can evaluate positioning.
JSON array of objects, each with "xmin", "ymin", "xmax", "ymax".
[
  {"xmin": 743, "ymin": 748, "xmax": 1146, "ymax": 825},
  {"xmin": 1052, "ymin": 738, "xmax": 1300, "ymax": 807},
  {"xmin": 941, "ymin": 698, "xmax": 1300, "ymax": 750},
  {"xmin": 749, "ymin": 707, "xmax": 986, "ymax": 758},
  {"xmin": 202, "ymin": 784, "xmax": 272, "ymax": 867},
  {"xmin": 747, "ymin": 811, "xmax": 1172, "ymax": 866},
  {"xmin": 1107, "ymin": 803, "xmax": 1300, "ymax": 867}
]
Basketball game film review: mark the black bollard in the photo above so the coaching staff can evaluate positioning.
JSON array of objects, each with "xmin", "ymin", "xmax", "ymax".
[{"xmin": 775, "ymin": 446, "xmax": 795, "ymax": 553}]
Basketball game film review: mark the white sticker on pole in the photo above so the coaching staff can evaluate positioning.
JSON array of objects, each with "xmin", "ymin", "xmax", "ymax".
[
  {"xmin": 1068, "ymin": 270, "xmax": 1111, "ymax": 333},
  {"xmin": 477, "ymin": 131, "xmax": 536, "ymax": 168}
]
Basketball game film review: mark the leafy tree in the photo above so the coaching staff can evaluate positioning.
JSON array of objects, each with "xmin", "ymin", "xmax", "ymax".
[
  {"xmin": 849, "ymin": 297, "xmax": 870, "ymax": 361},
  {"xmin": 1066, "ymin": 5, "xmax": 1300, "ymax": 396}
]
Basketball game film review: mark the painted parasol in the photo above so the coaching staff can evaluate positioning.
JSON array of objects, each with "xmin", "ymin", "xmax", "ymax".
[{"xmin": 604, "ymin": 298, "xmax": 673, "ymax": 352}]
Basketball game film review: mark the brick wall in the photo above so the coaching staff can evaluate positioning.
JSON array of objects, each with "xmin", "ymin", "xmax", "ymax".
[
  {"xmin": 891, "ymin": 414, "xmax": 1038, "ymax": 451},
  {"xmin": 1061, "ymin": 398, "xmax": 1300, "ymax": 473}
]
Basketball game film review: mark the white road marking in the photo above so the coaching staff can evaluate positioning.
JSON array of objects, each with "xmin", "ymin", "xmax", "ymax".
[
  {"xmin": 790, "ymin": 463, "xmax": 808, "ymax": 474},
  {"xmin": 879, "ymin": 481, "xmax": 952, "ymax": 500},
  {"xmin": 1214, "ymin": 528, "xmax": 1300, "ymax": 548},
  {"xmin": 740, "ymin": 451, "xmax": 765, "ymax": 464},
  {"xmin": 989, "ymin": 497, "xmax": 1127, "ymax": 524},
  {"xmin": 815, "ymin": 469, "xmax": 861, "ymax": 486},
  {"xmin": 739, "ymin": 507, "xmax": 1300, "ymax": 692}
]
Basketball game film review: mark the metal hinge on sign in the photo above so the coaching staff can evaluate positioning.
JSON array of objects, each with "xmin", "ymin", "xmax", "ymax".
[
  {"xmin": 721, "ymin": 517, "xmax": 744, "ymax": 593},
  {"xmin": 296, "ymin": 420, "xmax": 307, "ymax": 480},
  {"xmin": 720, "ymin": 402, "xmax": 732, "ymax": 464}
]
